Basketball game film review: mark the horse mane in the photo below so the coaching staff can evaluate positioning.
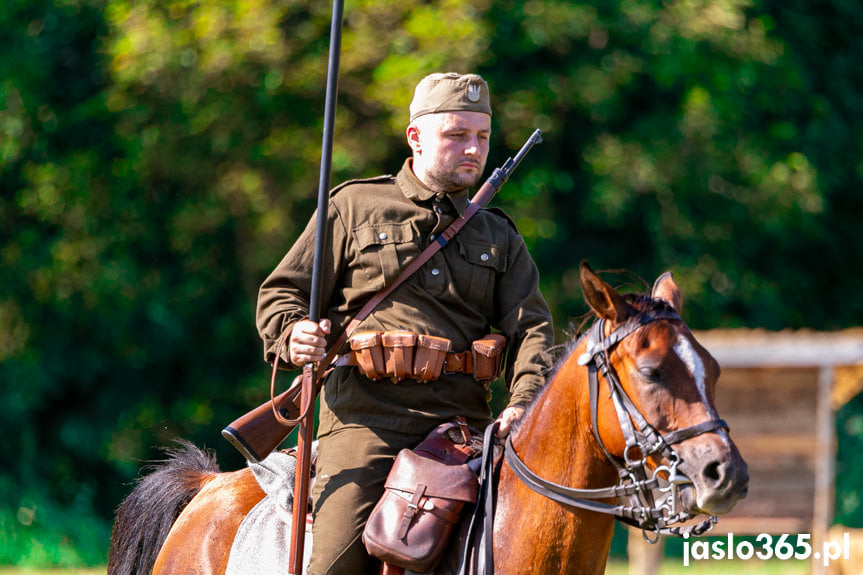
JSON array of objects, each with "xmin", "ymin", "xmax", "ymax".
[{"xmin": 108, "ymin": 439, "xmax": 220, "ymax": 575}]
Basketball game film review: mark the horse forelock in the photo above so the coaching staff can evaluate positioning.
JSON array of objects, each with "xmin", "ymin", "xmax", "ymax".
[{"xmin": 624, "ymin": 292, "xmax": 676, "ymax": 316}]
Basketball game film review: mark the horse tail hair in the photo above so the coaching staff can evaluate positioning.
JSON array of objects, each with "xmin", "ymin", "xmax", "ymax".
[{"xmin": 108, "ymin": 439, "xmax": 221, "ymax": 575}]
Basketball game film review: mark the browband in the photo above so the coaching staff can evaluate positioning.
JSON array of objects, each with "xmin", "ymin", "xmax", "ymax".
[{"xmin": 578, "ymin": 309, "xmax": 680, "ymax": 366}]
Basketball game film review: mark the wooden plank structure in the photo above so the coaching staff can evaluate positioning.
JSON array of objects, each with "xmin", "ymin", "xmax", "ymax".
[{"xmin": 627, "ymin": 329, "xmax": 863, "ymax": 575}]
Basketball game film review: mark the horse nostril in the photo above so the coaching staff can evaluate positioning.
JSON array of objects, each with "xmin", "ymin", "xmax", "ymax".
[{"xmin": 703, "ymin": 461, "xmax": 722, "ymax": 484}]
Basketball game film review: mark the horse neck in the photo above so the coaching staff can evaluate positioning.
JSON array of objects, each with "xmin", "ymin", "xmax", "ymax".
[
  {"xmin": 492, "ymin": 340, "xmax": 619, "ymax": 574},
  {"xmin": 511, "ymin": 342, "xmax": 618, "ymax": 489}
]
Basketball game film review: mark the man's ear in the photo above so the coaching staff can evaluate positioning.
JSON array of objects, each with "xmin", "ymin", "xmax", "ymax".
[{"xmin": 406, "ymin": 123, "xmax": 422, "ymax": 154}]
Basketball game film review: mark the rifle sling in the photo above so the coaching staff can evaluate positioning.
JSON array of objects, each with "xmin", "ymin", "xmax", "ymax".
[{"xmin": 270, "ymin": 197, "xmax": 488, "ymax": 426}]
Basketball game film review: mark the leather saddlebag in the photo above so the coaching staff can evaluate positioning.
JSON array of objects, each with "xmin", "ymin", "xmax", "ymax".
[{"xmin": 362, "ymin": 448, "xmax": 478, "ymax": 572}]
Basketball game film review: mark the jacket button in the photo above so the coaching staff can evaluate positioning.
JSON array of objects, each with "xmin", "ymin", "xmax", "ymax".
[
  {"xmin": 431, "ymin": 268, "xmax": 441, "ymax": 276},
  {"xmin": 480, "ymin": 253, "xmax": 489, "ymax": 262},
  {"xmin": 378, "ymin": 232, "xmax": 388, "ymax": 240}
]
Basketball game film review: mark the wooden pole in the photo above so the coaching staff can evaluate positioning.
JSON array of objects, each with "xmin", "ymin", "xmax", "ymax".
[
  {"xmin": 288, "ymin": 0, "xmax": 344, "ymax": 571},
  {"xmin": 812, "ymin": 365, "xmax": 836, "ymax": 575}
]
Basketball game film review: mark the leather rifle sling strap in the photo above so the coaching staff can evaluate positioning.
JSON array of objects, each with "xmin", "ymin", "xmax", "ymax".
[
  {"xmin": 270, "ymin": 197, "xmax": 489, "ymax": 426},
  {"xmin": 271, "ymin": 127, "xmax": 543, "ymax": 424}
]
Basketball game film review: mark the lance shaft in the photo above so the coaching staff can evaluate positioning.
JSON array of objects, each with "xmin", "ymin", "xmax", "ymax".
[{"xmin": 289, "ymin": 0, "xmax": 344, "ymax": 572}]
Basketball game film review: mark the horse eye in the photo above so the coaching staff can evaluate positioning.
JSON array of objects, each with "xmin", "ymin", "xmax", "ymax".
[{"xmin": 638, "ymin": 366, "xmax": 662, "ymax": 382}]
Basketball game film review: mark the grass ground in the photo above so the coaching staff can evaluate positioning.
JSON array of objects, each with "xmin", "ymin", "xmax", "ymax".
[
  {"xmin": 0, "ymin": 561, "xmax": 812, "ymax": 575},
  {"xmin": 605, "ymin": 558, "xmax": 810, "ymax": 574},
  {"xmin": 0, "ymin": 570, "xmax": 105, "ymax": 575}
]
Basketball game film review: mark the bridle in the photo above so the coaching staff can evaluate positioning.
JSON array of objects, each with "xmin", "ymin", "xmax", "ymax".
[{"xmin": 504, "ymin": 306, "xmax": 728, "ymax": 538}]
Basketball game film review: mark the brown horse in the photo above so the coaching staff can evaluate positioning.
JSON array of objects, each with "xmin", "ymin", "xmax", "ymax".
[{"xmin": 108, "ymin": 262, "xmax": 748, "ymax": 575}]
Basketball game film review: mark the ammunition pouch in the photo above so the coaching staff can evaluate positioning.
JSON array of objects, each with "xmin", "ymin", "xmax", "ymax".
[
  {"xmin": 471, "ymin": 333, "xmax": 508, "ymax": 384},
  {"xmin": 349, "ymin": 331, "xmax": 386, "ymax": 381},
  {"xmin": 413, "ymin": 335, "xmax": 453, "ymax": 383},
  {"xmin": 382, "ymin": 331, "xmax": 417, "ymax": 383},
  {"xmin": 339, "ymin": 331, "xmax": 506, "ymax": 385}
]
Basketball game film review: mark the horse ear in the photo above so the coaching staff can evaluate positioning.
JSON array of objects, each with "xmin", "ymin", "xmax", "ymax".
[
  {"xmin": 579, "ymin": 261, "xmax": 632, "ymax": 322},
  {"xmin": 651, "ymin": 271, "xmax": 682, "ymax": 312}
]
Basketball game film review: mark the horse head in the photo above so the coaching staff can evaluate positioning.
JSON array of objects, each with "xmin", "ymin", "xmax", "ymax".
[{"xmin": 578, "ymin": 261, "xmax": 749, "ymax": 520}]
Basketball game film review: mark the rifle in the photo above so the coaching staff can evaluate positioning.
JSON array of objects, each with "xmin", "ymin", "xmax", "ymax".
[
  {"xmin": 223, "ymin": 129, "xmax": 543, "ymax": 462},
  {"xmin": 221, "ymin": 375, "xmax": 304, "ymax": 463},
  {"xmin": 222, "ymin": 128, "xmax": 543, "ymax": 462}
]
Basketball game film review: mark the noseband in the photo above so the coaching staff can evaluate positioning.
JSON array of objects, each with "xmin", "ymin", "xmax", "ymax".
[{"xmin": 505, "ymin": 307, "xmax": 728, "ymax": 538}]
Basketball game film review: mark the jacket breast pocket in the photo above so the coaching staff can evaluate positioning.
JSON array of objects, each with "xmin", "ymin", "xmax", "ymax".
[
  {"xmin": 456, "ymin": 240, "xmax": 506, "ymax": 307},
  {"xmin": 354, "ymin": 223, "xmax": 418, "ymax": 289}
]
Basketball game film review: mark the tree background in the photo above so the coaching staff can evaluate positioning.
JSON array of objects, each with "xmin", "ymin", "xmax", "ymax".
[{"xmin": 1, "ymin": 0, "xmax": 861, "ymax": 565}]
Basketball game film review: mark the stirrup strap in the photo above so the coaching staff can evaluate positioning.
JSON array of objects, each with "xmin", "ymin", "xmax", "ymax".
[{"xmin": 457, "ymin": 422, "xmax": 499, "ymax": 575}]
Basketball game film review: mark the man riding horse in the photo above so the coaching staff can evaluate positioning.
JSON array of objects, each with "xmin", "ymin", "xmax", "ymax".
[{"xmin": 256, "ymin": 72, "xmax": 555, "ymax": 574}]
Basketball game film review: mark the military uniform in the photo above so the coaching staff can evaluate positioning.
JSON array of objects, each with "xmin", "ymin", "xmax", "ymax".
[{"xmin": 255, "ymin": 73, "xmax": 554, "ymax": 575}]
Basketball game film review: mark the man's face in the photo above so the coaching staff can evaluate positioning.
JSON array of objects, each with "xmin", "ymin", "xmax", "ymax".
[{"xmin": 407, "ymin": 111, "xmax": 491, "ymax": 193}]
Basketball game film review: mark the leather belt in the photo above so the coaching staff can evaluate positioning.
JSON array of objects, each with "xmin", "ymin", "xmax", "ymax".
[{"xmin": 334, "ymin": 349, "xmax": 474, "ymax": 375}]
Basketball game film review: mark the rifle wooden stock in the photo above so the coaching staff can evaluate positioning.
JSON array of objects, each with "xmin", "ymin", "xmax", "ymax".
[{"xmin": 221, "ymin": 376, "xmax": 302, "ymax": 463}]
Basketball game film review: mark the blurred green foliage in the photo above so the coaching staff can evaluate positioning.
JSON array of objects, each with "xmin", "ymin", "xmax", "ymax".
[
  {"xmin": 1, "ymin": 0, "xmax": 862, "ymax": 566},
  {"xmin": 836, "ymin": 394, "xmax": 863, "ymax": 523}
]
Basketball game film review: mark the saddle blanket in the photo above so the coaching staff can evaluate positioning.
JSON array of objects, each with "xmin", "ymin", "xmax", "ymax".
[
  {"xmin": 224, "ymin": 445, "xmax": 435, "ymax": 574},
  {"xmin": 225, "ymin": 449, "xmax": 314, "ymax": 574}
]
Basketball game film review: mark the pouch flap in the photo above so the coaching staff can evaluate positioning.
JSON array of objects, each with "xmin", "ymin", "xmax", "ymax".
[
  {"xmin": 416, "ymin": 334, "xmax": 452, "ymax": 352},
  {"xmin": 349, "ymin": 331, "xmax": 383, "ymax": 350},
  {"xmin": 472, "ymin": 333, "xmax": 507, "ymax": 357},
  {"xmin": 355, "ymin": 223, "xmax": 415, "ymax": 251},
  {"xmin": 382, "ymin": 331, "xmax": 418, "ymax": 347},
  {"xmin": 457, "ymin": 240, "xmax": 506, "ymax": 271},
  {"xmin": 385, "ymin": 450, "xmax": 477, "ymax": 504}
]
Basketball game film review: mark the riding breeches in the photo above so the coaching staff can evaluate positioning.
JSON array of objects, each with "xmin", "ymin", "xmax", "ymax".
[{"xmin": 307, "ymin": 425, "xmax": 428, "ymax": 575}]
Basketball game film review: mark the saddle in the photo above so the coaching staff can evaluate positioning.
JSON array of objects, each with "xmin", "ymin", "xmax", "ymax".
[{"xmin": 227, "ymin": 422, "xmax": 499, "ymax": 575}]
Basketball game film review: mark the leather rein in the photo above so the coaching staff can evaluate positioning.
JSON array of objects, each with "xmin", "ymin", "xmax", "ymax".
[{"xmin": 504, "ymin": 307, "xmax": 727, "ymax": 538}]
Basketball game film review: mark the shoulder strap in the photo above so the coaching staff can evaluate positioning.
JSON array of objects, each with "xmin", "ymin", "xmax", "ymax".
[
  {"xmin": 270, "ymin": 197, "xmax": 488, "ymax": 426},
  {"xmin": 273, "ymin": 127, "xmax": 543, "ymax": 423},
  {"xmin": 328, "ymin": 174, "xmax": 394, "ymax": 197},
  {"xmin": 319, "ymin": 198, "xmax": 486, "ymax": 367}
]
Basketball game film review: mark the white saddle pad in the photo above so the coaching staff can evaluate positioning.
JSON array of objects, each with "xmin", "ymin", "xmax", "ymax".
[
  {"xmin": 225, "ymin": 450, "xmax": 314, "ymax": 574},
  {"xmin": 225, "ymin": 444, "xmax": 431, "ymax": 574}
]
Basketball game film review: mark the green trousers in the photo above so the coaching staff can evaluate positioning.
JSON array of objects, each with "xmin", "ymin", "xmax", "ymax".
[{"xmin": 307, "ymin": 425, "xmax": 430, "ymax": 575}]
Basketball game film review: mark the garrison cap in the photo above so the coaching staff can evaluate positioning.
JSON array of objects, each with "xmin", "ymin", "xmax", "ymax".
[{"xmin": 409, "ymin": 72, "xmax": 492, "ymax": 122}]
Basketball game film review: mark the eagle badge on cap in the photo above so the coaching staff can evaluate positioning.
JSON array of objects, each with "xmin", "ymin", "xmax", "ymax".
[{"xmin": 467, "ymin": 83, "xmax": 481, "ymax": 103}]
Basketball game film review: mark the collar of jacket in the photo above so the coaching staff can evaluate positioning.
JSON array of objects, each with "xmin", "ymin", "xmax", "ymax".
[{"xmin": 396, "ymin": 158, "xmax": 471, "ymax": 218}]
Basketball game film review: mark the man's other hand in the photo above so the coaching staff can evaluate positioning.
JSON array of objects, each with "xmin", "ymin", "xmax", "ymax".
[{"xmin": 495, "ymin": 405, "xmax": 525, "ymax": 437}]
